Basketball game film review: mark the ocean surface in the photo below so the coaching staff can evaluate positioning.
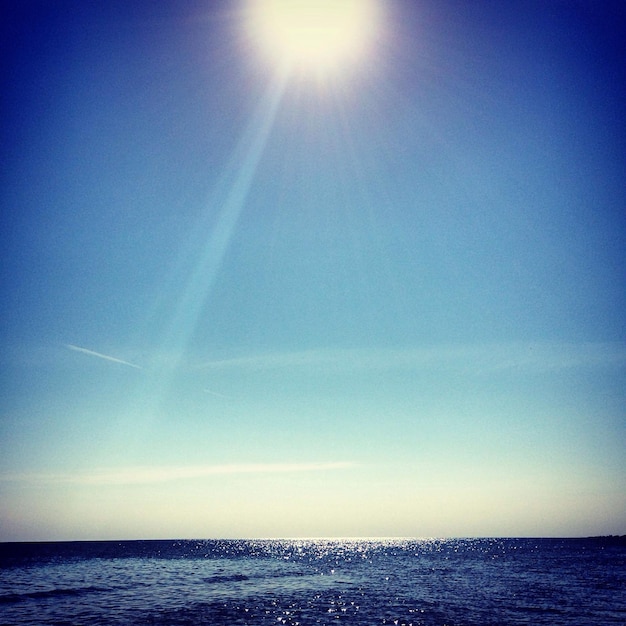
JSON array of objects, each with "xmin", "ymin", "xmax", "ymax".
[{"xmin": 1, "ymin": 537, "xmax": 624, "ymax": 625}]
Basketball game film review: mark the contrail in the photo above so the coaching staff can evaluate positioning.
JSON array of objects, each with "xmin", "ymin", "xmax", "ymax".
[{"xmin": 66, "ymin": 344, "xmax": 142, "ymax": 370}]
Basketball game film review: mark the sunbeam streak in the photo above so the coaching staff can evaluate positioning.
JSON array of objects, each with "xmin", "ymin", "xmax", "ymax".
[
  {"xmin": 163, "ymin": 76, "xmax": 286, "ymax": 356},
  {"xmin": 130, "ymin": 71, "xmax": 288, "ymax": 417}
]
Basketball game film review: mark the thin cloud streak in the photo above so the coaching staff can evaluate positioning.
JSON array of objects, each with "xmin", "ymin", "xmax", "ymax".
[
  {"xmin": 1, "ymin": 462, "xmax": 356, "ymax": 486},
  {"xmin": 66, "ymin": 344, "xmax": 142, "ymax": 370},
  {"xmin": 203, "ymin": 388, "xmax": 232, "ymax": 399},
  {"xmin": 195, "ymin": 342, "xmax": 626, "ymax": 374}
]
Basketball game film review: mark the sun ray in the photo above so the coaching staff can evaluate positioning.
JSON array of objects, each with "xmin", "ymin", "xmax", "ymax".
[{"xmin": 125, "ymin": 71, "xmax": 288, "ymax": 424}]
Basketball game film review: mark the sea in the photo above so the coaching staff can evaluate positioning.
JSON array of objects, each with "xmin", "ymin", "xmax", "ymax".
[{"xmin": 0, "ymin": 537, "xmax": 624, "ymax": 625}]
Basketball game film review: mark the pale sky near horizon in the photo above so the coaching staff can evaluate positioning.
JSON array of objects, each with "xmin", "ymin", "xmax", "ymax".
[{"xmin": 1, "ymin": 0, "xmax": 625, "ymax": 541}]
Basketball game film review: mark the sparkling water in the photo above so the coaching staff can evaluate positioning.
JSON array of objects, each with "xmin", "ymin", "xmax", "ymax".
[{"xmin": 1, "ymin": 538, "xmax": 624, "ymax": 625}]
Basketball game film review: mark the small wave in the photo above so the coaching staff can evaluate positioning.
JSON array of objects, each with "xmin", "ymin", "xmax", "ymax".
[
  {"xmin": 0, "ymin": 585, "xmax": 108, "ymax": 604},
  {"xmin": 268, "ymin": 571, "xmax": 305, "ymax": 579},
  {"xmin": 202, "ymin": 574, "xmax": 249, "ymax": 584},
  {"xmin": 202, "ymin": 570, "xmax": 308, "ymax": 585}
]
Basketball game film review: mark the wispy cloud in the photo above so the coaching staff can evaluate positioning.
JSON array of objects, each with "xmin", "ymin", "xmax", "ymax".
[
  {"xmin": 0, "ymin": 462, "xmax": 355, "ymax": 486},
  {"xmin": 66, "ymin": 344, "xmax": 142, "ymax": 370},
  {"xmin": 194, "ymin": 342, "xmax": 626, "ymax": 375},
  {"xmin": 203, "ymin": 388, "xmax": 232, "ymax": 399}
]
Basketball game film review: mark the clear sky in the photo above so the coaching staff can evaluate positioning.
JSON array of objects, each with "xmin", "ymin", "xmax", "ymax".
[{"xmin": 1, "ymin": 0, "xmax": 625, "ymax": 541}]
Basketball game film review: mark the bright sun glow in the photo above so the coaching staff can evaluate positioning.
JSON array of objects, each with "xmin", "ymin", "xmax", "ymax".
[{"xmin": 246, "ymin": 0, "xmax": 381, "ymax": 77}]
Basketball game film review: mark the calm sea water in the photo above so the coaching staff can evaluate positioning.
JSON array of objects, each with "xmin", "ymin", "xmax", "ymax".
[{"xmin": 1, "ymin": 538, "xmax": 625, "ymax": 625}]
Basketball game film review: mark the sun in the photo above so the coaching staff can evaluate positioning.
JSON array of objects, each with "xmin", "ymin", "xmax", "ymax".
[{"xmin": 245, "ymin": 0, "xmax": 381, "ymax": 78}]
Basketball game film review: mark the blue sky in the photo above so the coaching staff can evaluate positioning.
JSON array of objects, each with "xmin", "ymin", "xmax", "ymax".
[{"xmin": 1, "ymin": 0, "xmax": 625, "ymax": 540}]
